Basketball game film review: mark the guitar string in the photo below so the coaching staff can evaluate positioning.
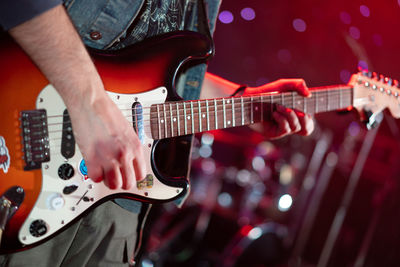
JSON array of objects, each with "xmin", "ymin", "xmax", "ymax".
[
  {"xmin": 45, "ymin": 93, "xmax": 351, "ymax": 136},
  {"xmin": 44, "ymin": 96, "xmax": 351, "ymax": 144},
  {"xmin": 44, "ymin": 88, "xmax": 353, "ymax": 120},
  {"xmin": 45, "ymin": 94, "xmax": 352, "ymax": 140},
  {"xmin": 44, "ymin": 90, "xmax": 351, "ymax": 125}
]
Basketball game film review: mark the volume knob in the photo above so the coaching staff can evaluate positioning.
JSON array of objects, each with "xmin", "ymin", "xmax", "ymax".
[
  {"xmin": 58, "ymin": 163, "xmax": 74, "ymax": 180},
  {"xmin": 29, "ymin": 219, "xmax": 48, "ymax": 237}
]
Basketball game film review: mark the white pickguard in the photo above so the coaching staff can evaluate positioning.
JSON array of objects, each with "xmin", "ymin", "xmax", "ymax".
[{"xmin": 18, "ymin": 85, "xmax": 185, "ymax": 245}]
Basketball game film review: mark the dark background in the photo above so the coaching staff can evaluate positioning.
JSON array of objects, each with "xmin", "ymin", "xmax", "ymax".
[{"xmin": 141, "ymin": 1, "xmax": 400, "ymax": 267}]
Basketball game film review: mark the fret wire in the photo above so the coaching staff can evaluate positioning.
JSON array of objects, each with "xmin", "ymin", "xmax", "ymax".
[
  {"xmin": 184, "ymin": 102, "xmax": 187, "ymax": 135},
  {"xmin": 190, "ymin": 101, "xmax": 194, "ymax": 134},
  {"xmin": 270, "ymin": 95, "xmax": 274, "ymax": 119},
  {"xmin": 198, "ymin": 101, "xmax": 202, "ymax": 132},
  {"xmin": 304, "ymin": 96, "xmax": 307, "ymax": 114},
  {"xmin": 157, "ymin": 104, "xmax": 161, "ymax": 139},
  {"xmin": 163, "ymin": 104, "xmax": 167, "ymax": 138},
  {"xmin": 241, "ymin": 96, "xmax": 244, "ymax": 125},
  {"xmin": 223, "ymin": 98, "xmax": 226, "ymax": 128},
  {"xmin": 206, "ymin": 100, "xmax": 210, "ymax": 131},
  {"xmin": 250, "ymin": 96, "xmax": 254, "ymax": 123},
  {"xmin": 139, "ymin": 87, "xmax": 352, "ymax": 116},
  {"xmin": 232, "ymin": 98, "xmax": 235, "ymax": 127},
  {"xmin": 292, "ymin": 92, "xmax": 295, "ymax": 110},
  {"xmin": 214, "ymin": 99, "xmax": 218, "ymax": 130},
  {"xmin": 149, "ymin": 88, "xmax": 354, "ymax": 136},
  {"xmin": 176, "ymin": 102, "xmax": 180, "ymax": 136},
  {"xmin": 169, "ymin": 103, "xmax": 174, "ymax": 137},
  {"xmin": 327, "ymin": 90, "xmax": 330, "ymax": 111}
]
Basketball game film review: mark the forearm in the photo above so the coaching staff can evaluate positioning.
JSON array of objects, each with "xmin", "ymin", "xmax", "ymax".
[
  {"xmin": 200, "ymin": 72, "xmax": 240, "ymax": 99},
  {"xmin": 9, "ymin": 4, "xmax": 104, "ymax": 109},
  {"xmin": 200, "ymin": 72, "xmax": 309, "ymax": 99}
]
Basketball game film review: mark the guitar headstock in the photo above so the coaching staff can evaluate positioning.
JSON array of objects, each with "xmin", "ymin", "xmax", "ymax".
[{"xmin": 349, "ymin": 70, "xmax": 400, "ymax": 128}]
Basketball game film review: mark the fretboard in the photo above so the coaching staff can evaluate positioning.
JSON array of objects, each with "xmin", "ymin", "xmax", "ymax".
[{"xmin": 150, "ymin": 85, "xmax": 353, "ymax": 139}]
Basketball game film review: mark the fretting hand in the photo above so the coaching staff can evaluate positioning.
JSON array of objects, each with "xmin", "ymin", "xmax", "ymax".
[{"xmin": 244, "ymin": 78, "xmax": 314, "ymax": 139}]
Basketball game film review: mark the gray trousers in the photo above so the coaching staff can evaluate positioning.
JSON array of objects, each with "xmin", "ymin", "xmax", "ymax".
[{"xmin": 0, "ymin": 201, "xmax": 139, "ymax": 267}]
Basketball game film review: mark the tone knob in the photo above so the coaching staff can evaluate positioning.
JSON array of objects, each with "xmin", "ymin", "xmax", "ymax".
[
  {"xmin": 58, "ymin": 163, "xmax": 75, "ymax": 180},
  {"xmin": 46, "ymin": 193, "xmax": 65, "ymax": 210},
  {"xmin": 29, "ymin": 219, "xmax": 48, "ymax": 237}
]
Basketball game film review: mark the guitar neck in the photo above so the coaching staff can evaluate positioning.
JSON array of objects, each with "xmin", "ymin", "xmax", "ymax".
[{"xmin": 150, "ymin": 85, "xmax": 353, "ymax": 139}]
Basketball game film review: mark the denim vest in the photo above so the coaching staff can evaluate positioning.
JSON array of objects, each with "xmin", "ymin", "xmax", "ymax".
[
  {"xmin": 64, "ymin": 0, "xmax": 220, "ymax": 100},
  {"xmin": 63, "ymin": 0, "xmax": 221, "ymax": 212}
]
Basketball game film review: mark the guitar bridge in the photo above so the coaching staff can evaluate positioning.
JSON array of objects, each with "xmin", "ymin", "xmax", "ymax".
[{"xmin": 20, "ymin": 109, "xmax": 50, "ymax": 170}]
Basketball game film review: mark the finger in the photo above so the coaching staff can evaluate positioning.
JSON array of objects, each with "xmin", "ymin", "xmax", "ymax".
[
  {"xmin": 120, "ymin": 154, "xmax": 135, "ymax": 190},
  {"xmin": 295, "ymin": 79, "xmax": 310, "ymax": 97},
  {"xmin": 86, "ymin": 160, "xmax": 103, "ymax": 183},
  {"xmin": 247, "ymin": 79, "xmax": 310, "ymax": 97},
  {"xmin": 276, "ymin": 105, "xmax": 301, "ymax": 133},
  {"xmin": 272, "ymin": 110, "xmax": 291, "ymax": 138},
  {"xmin": 132, "ymin": 149, "xmax": 146, "ymax": 182},
  {"xmin": 278, "ymin": 79, "xmax": 310, "ymax": 97},
  {"xmin": 297, "ymin": 112, "xmax": 314, "ymax": 136},
  {"xmin": 129, "ymin": 137, "xmax": 146, "ymax": 181},
  {"xmin": 103, "ymin": 159, "xmax": 122, "ymax": 189}
]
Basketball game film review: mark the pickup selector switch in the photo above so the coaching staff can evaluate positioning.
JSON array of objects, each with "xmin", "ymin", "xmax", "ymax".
[
  {"xmin": 63, "ymin": 184, "xmax": 78, "ymax": 195},
  {"xmin": 29, "ymin": 219, "xmax": 48, "ymax": 237},
  {"xmin": 58, "ymin": 163, "xmax": 74, "ymax": 180}
]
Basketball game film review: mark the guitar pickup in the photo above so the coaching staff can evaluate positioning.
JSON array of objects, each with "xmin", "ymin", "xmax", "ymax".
[
  {"xmin": 61, "ymin": 110, "xmax": 75, "ymax": 159},
  {"xmin": 132, "ymin": 102, "xmax": 145, "ymax": 144}
]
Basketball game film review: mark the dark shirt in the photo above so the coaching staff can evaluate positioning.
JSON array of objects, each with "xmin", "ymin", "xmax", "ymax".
[{"xmin": 0, "ymin": 0, "xmax": 62, "ymax": 30}]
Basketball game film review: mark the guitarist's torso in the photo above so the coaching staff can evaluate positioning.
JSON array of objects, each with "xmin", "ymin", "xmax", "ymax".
[{"xmin": 0, "ymin": 31, "xmax": 213, "ymax": 253}]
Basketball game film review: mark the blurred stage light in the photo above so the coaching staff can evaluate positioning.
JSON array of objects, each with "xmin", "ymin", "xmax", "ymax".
[
  {"xmin": 201, "ymin": 133, "xmax": 214, "ymax": 146},
  {"xmin": 248, "ymin": 227, "xmax": 263, "ymax": 240},
  {"xmin": 218, "ymin": 192, "xmax": 233, "ymax": 207},
  {"xmin": 349, "ymin": 26, "xmax": 361, "ymax": 40},
  {"xmin": 279, "ymin": 164, "xmax": 293, "ymax": 185},
  {"xmin": 199, "ymin": 145, "xmax": 212, "ymax": 158},
  {"xmin": 252, "ymin": 156, "xmax": 265, "ymax": 172},
  {"xmin": 240, "ymin": 7, "xmax": 256, "ymax": 21},
  {"xmin": 142, "ymin": 259, "xmax": 155, "ymax": 267},
  {"xmin": 278, "ymin": 194, "xmax": 293, "ymax": 212},
  {"xmin": 218, "ymin": 10, "xmax": 234, "ymax": 24},
  {"xmin": 256, "ymin": 141, "xmax": 275, "ymax": 156},
  {"xmin": 358, "ymin": 60, "xmax": 368, "ymax": 70},
  {"xmin": 360, "ymin": 5, "xmax": 370, "ymax": 17},
  {"xmin": 237, "ymin": 169, "xmax": 251, "ymax": 186},
  {"xmin": 292, "ymin": 18, "xmax": 307, "ymax": 32},
  {"xmin": 201, "ymin": 158, "xmax": 216, "ymax": 174},
  {"xmin": 340, "ymin": 11, "xmax": 352, "ymax": 24},
  {"xmin": 348, "ymin": 121, "xmax": 361, "ymax": 137}
]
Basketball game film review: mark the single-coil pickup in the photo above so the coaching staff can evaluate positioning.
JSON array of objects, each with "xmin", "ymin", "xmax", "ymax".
[
  {"xmin": 132, "ymin": 102, "xmax": 145, "ymax": 144},
  {"xmin": 61, "ymin": 110, "xmax": 75, "ymax": 159}
]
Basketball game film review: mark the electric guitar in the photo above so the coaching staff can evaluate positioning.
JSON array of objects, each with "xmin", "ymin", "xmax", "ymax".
[{"xmin": 0, "ymin": 31, "xmax": 399, "ymax": 253}]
